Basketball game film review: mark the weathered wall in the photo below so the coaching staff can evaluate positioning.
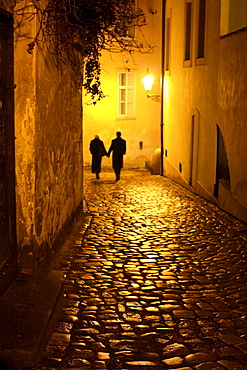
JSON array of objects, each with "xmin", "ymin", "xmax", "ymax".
[
  {"xmin": 217, "ymin": 33, "xmax": 247, "ymax": 207},
  {"xmin": 14, "ymin": 5, "xmax": 37, "ymax": 271},
  {"xmin": 33, "ymin": 45, "xmax": 83, "ymax": 269},
  {"xmin": 14, "ymin": 4, "xmax": 83, "ymax": 271},
  {"xmin": 0, "ymin": 2, "xmax": 18, "ymax": 291}
]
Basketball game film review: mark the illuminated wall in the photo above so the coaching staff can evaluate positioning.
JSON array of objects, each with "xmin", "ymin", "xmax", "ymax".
[
  {"xmin": 164, "ymin": 0, "xmax": 219, "ymax": 195},
  {"xmin": 9, "ymin": 1, "xmax": 83, "ymax": 271},
  {"xmin": 164, "ymin": 0, "xmax": 247, "ymax": 223},
  {"xmin": 217, "ymin": 27, "xmax": 247, "ymax": 220},
  {"xmin": 83, "ymin": 0, "xmax": 162, "ymax": 171}
]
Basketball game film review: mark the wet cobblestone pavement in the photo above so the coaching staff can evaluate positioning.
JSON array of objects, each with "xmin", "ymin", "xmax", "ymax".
[{"xmin": 37, "ymin": 169, "xmax": 247, "ymax": 370}]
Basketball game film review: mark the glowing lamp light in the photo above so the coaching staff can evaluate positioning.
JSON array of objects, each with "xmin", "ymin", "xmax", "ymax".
[
  {"xmin": 142, "ymin": 68, "xmax": 160, "ymax": 102},
  {"xmin": 142, "ymin": 73, "xmax": 154, "ymax": 92}
]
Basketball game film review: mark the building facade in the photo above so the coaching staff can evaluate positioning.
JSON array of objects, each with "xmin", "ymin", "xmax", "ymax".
[
  {"xmin": 84, "ymin": 0, "xmax": 247, "ymax": 223},
  {"xmin": 163, "ymin": 0, "xmax": 247, "ymax": 223},
  {"xmin": 83, "ymin": 0, "xmax": 162, "ymax": 171},
  {"xmin": 0, "ymin": 0, "xmax": 83, "ymax": 292}
]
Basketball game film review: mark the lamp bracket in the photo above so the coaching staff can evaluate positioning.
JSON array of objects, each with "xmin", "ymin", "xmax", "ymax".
[{"xmin": 147, "ymin": 93, "xmax": 161, "ymax": 102}]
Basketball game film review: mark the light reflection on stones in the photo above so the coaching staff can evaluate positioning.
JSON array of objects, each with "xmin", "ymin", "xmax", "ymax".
[{"xmin": 40, "ymin": 170, "xmax": 247, "ymax": 369}]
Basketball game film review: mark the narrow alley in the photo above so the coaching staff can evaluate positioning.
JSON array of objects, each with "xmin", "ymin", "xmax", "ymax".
[{"xmin": 36, "ymin": 169, "xmax": 247, "ymax": 370}]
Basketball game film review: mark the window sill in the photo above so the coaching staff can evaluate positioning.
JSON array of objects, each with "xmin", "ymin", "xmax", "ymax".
[
  {"xmin": 183, "ymin": 59, "xmax": 192, "ymax": 68},
  {"xmin": 116, "ymin": 116, "xmax": 136, "ymax": 121},
  {"xmin": 195, "ymin": 57, "xmax": 206, "ymax": 66}
]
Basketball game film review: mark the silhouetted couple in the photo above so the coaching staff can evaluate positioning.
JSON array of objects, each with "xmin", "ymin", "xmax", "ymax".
[{"xmin": 89, "ymin": 132, "xmax": 126, "ymax": 181}]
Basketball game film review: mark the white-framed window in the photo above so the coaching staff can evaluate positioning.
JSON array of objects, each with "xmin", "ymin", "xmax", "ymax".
[
  {"xmin": 120, "ymin": 25, "xmax": 135, "ymax": 39},
  {"xmin": 118, "ymin": 72, "xmax": 135, "ymax": 117},
  {"xmin": 117, "ymin": 1, "xmax": 136, "ymax": 39}
]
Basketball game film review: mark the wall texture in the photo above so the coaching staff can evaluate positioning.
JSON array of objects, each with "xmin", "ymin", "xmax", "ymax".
[
  {"xmin": 218, "ymin": 33, "xmax": 247, "ymax": 207},
  {"xmin": 164, "ymin": 0, "xmax": 247, "ymax": 223},
  {"xmin": 13, "ymin": 5, "xmax": 83, "ymax": 271}
]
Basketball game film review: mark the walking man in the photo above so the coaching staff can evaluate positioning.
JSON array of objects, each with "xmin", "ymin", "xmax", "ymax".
[{"xmin": 107, "ymin": 132, "xmax": 126, "ymax": 181}]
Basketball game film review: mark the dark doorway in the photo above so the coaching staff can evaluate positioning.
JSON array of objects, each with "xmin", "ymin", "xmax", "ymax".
[
  {"xmin": 214, "ymin": 124, "xmax": 230, "ymax": 197},
  {"xmin": 189, "ymin": 113, "xmax": 199, "ymax": 188},
  {"xmin": 0, "ymin": 9, "xmax": 17, "ymax": 291}
]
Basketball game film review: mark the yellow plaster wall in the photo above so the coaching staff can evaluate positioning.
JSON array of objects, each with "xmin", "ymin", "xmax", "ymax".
[
  {"xmin": 218, "ymin": 33, "xmax": 247, "ymax": 206},
  {"xmin": 164, "ymin": 0, "xmax": 220, "ymax": 196},
  {"xmin": 83, "ymin": 0, "xmax": 162, "ymax": 171},
  {"xmin": 164, "ymin": 0, "xmax": 247, "ymax": 221}
]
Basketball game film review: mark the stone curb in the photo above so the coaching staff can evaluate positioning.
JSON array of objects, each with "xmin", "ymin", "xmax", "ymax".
[{"xmin": 0, "ymin": 270, "xmax": 64, "ymax": 368}]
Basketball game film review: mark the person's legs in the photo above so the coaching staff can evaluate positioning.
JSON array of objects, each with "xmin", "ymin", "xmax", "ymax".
[
  {"xmin": 114, "ymin": 166, "xmax": 120, "ymax": 181},
  {"xmin": 95, "ymin": 158, "xmax": 101, "ymax": 179}
]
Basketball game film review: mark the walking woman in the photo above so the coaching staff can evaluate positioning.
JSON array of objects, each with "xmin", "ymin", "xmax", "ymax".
[{"xmin": 89, "ymin": 134, "xmax": 107, "ymax": 179}]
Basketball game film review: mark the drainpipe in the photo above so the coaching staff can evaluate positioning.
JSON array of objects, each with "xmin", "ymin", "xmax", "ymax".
[{"xmin": 160, "ymin": 0, "xmax": 166, "ymax": 176}]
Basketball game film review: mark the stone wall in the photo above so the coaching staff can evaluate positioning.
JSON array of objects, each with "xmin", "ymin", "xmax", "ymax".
[
  {"xmin": 218, "ymin": 32, "xmax": 247, "ymax": 208},
  {"xmin": 13, "ymin": 5, "xmax": 83, "ymax": 271}
]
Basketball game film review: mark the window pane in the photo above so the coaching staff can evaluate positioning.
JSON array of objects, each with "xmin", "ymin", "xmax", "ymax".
[
  {"xmin": 120, "ymin": 102, "xmax": 126, "ymax": 115},
  {"xmin": 119, "ymin": 73, "xmax": 126, "ymax": 86},
  {"xmin": 128, "ymin": 25, "xmax": 135, "ymax": 38},
  {"xmin": 127, "ymin": 101, "xmax": 134, "ymax": 116},
  {"xmin": 127, "ymin": 73, "xmax": 135, "ymax": 86},
  {"xmin": 185, "ymin": 2, "xmax": 192, "ymax": 61},
  {"xmin": 127, "ymin": 88, "xmax": 134, "ymax": 102},
  {"xmin": 165, "ymin": 17, "xmax": 171, "ymax": 70},
  {"xmin": 118, "ymin": 72, "xmax": 135, "ymax": 116},
  {"xmin": 127, "ymin": 88, "xmax": 134, "ymax": 116},
  {"xmin": 119, "ymin": 89, "xmax": 126, "ymax": 101},
  {"xmin": 198, "ymin": 0, "xmax": 206, "ymax": 58}
]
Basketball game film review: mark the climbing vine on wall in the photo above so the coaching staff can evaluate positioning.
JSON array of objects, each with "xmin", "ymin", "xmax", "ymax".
[{"xmin": 13, "ymin": 0, "xmax": 153, "ymax": 104}]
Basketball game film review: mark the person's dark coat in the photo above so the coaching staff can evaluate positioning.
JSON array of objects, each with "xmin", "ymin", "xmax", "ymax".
[
  {"xmin": 108, "ymin": 137, "xmax": 126, "ymax": 169},
  {"xmin": 89, "ymin": 138, "xmax": 107, "ymax": 174}
]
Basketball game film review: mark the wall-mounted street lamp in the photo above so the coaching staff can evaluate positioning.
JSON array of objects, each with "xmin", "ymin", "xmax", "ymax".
[{"xmin": 142, "ymin": 68, "xmax": 161, "ymax": 102}]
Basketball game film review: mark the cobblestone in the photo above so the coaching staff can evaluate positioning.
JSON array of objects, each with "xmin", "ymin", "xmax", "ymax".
[{"xmin": 35, "ymin": 169, "xmax": 247, "ymax": 369}]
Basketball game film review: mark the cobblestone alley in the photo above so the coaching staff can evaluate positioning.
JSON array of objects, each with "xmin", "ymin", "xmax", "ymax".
[{"xmin": 36, "ymin": 169, "xmax": 247, "ymax": 370}]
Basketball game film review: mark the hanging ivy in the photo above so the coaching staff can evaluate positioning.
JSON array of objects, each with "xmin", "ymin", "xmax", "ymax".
[{"xmin": 15, "ymin": 0, "xmax": 153, "ymax": 104}]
